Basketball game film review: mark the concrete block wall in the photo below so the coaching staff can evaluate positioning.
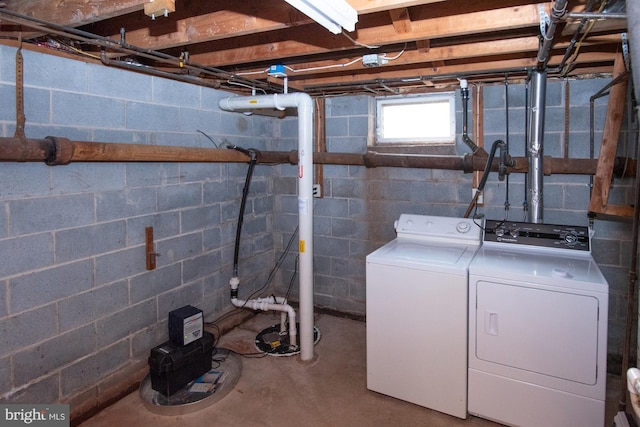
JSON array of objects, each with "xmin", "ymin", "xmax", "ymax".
[
  {"xmin": 273, "ymin": 78, "xmax": 633, "ymax": 361},
  {"xmin": 0, "ymin": 40, "xmax": 635, "ymax": 415},
  {"xmin": 0, "ymin": 43, "xmax": 276, "ymax": 414}
]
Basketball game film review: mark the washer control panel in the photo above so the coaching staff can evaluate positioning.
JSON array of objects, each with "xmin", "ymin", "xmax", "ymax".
[
  {"xmin": 484, "ymin": 219, "xmax": 590, "ymax": 251},
  {"xmin": 394, "ymin": 214, "xmax": 482, "ymax": 243}
]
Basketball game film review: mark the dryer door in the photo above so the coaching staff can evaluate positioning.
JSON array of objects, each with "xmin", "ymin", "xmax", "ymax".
[{"xmin": 474, "ymin": 280, "xmax": 599, "ymax": 385}]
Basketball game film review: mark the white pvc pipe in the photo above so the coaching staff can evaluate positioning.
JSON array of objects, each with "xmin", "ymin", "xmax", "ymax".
[
  {"xmin": 220, "ymin": 93, "xmax": 315, "ymax": 361},
  {"xmin": 230, "ymin": 293, "xmax": 297, "ymax": 347}
]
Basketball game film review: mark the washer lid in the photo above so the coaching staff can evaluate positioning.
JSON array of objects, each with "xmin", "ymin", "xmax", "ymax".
[{"xmin": 367, "ymin": 238, "xmax": 477, "ymax": 272}]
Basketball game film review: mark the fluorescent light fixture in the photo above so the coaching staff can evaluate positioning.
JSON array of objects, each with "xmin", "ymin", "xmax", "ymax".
[{"xmin": 285, "ymin": 0, "xmax": 358, "ymax": 34}]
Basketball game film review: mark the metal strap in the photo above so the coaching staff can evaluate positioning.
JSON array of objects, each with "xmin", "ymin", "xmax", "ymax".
[
  {"xmin": 14, "ymin": 42, "xmax": 29, "ymax": 161},
  {"xmin": 622, "ymin": 33, "xmax": 630, "ymax": 71},
  {"xmin": 539, "ymin": 4, "xmax": 551, "ymax": 40}
]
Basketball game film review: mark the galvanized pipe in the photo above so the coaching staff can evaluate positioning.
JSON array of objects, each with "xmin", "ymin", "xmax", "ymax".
[
  {"xmin": 1, "ymin": 137, "xmax": 633, "ymax": 177},
  {"xmin": 537, "ymin": 0, "xmax": 569, "ymax": 67},
  {"xmin": 0, "ymin": 137, "xmax": 250, "ymax": 164},
  {"xmin": 527, "ymin": 70, "xmax": 547, "ymax": 223}
]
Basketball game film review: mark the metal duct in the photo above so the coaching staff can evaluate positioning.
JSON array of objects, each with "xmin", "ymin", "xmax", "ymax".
[{"xmin": 527, "ymin": 70, "xmax": 547, "ymax": 223}]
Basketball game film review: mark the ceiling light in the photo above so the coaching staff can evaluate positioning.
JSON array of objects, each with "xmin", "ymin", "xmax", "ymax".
[{"xmin": 285, "ymin": 0, "xmax": 358, "ymax": 34}]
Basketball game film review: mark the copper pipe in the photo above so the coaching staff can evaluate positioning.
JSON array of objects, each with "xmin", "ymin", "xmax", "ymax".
[{"xmin": 0, "ymin": 136, "xmax": 634, "ymax": 177}]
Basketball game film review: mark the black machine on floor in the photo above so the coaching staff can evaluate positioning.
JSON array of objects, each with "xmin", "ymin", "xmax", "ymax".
[{"xmin": 149, "ymin": 305, "xmax": 213, "ymax": 397}]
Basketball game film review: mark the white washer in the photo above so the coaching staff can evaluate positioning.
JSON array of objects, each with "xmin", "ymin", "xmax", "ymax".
[
  {"xmin": 366, "ymin": 214, "xmax": 482, "ymax": 419},
  {"xmin": 468, "ymin": 220, "xmax": 609, "ymax": 427}
]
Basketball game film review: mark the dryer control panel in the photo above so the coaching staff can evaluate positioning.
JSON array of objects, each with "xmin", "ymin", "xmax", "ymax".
[{"xmin": 484, "ymin": 219, "xmax": 590, "ymax": 251}]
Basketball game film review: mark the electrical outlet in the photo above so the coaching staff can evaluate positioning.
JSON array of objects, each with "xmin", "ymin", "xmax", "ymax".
[{"xmin": 312, "ymin": 184, "xmax": 322, "ymax": 198}]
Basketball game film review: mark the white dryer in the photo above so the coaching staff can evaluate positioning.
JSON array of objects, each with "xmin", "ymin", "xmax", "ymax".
[
  {"xmin": 468, "ymin": 220, "xmax": 609, "ymax": 427},
  {"xmin": 366, "ymin": 214, "xmax": 482, "ymax": 419}
]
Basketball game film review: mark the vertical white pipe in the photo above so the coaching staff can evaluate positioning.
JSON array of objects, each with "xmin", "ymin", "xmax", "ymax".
[
  {"xmin": 219, "ymin": 93, "xmax": 315, "ymax": 361},
  {"xmin": 296, "ymin": 96, "xmax": 314, "ymax": 361}
]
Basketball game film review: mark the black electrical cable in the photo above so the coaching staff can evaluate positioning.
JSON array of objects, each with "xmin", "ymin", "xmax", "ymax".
[
  {"xmin": 284, "ymin": 254, "xmax": 300, "ymax": 302},
  {"xmin": 206, "ymin": 226, "xmax": 299, "ymax": 334},
  {"xmin": 243, "ymin": 226, "xmax": 299, "ymax": 304},
  {"xmin": 464, "ymin": 139, "xmax": 506, "ymax": 218},
  {"xmin": 231, "ymin": 146, "xmax": 258, "ymax": 278}
]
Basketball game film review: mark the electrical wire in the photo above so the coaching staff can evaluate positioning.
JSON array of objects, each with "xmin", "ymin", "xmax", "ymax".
[
  {"xmin": 243, "ymin": 226, "xmax": 299, "ymax": 303},
  {"xmin": 197, "ymin": 129, "xmax": 219, "ymax": 148},
  {"xmin": 561, "ymin": 0, "xmax": 608, "ymax": 76},
  {"xmin": 225, "ymin": 80, "xmax": 268, "ymax": 94},
  {"xmin": 381, "ymin": 44, "xmax": 407, "ymax": 61},
  {"xmin": 341, "ymin": 31, "xmax": 380, "ymax": 49}
]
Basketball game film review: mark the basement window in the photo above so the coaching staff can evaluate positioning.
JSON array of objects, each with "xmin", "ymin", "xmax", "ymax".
[{"xmin": 375, "ymin": 93, "xmax": 456, "ymax": 146}]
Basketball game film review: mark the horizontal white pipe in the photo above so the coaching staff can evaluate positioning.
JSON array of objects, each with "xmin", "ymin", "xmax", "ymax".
[
  {"xmin": 231, "ymin": 293, "xmax": 297, "ymax": 347},
  {"xmin": 220, "ymin": 93, "xmax": 314, "ymax": 361}
]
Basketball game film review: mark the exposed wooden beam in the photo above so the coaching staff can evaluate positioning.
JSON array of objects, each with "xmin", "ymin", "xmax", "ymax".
[
  {"xmin": 97, "ymin": 0, "xmax": 445, "ymax": 52},
  {"xmin": 2, "ymin": 0, "xmax": 147, "ymax": 26},
  {"xmin": 347, "ymin": 0, "xmax": 445, "ymax": 14},
  {"xmin": 588, "ymin": 53, "xmax": 630, "ymax": 218},
  {"xmin": 389, "ymin": 8, "xmax": 412, "ymax": 33},
  {"xmin": 98, "ymin": 1, "xmax": 313, "ymax": 51},
  {"xmin": 189, "ymin": 4, "xmax": 547, "ymax": 67},
  {"xmin": 295, "ymin": 51, "xmax": 617, "ymax": 89},
  {"xmin": 235, "ymin": 36, "xmax": 540, "ymax": 78},
  {"xmin": 416, "ymin": 39, "xmax": 431, "ymax": 53}
]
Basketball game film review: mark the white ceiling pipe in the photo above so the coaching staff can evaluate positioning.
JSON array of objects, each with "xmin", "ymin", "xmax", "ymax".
[{"xmin": 219, "ymin": 93, "xmax": 315, "ymax": 361}]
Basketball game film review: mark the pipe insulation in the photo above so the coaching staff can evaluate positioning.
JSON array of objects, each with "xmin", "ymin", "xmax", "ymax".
[
  {"xmin": 527, "ymin": 70, "xmax": 547, "ymax": 223},
  {"xmin": 219, "ymin": 93, "xmax": 315, "ymax": 362}
]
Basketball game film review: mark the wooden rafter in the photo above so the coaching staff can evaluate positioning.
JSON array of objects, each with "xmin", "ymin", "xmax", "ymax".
[
  {"xmin": 588, "ymin": 52, "xmax": 633, "ymax": 219},
  {"xmin": 186, "ymin": 4, "xmax": 546, "ymax": 68}
]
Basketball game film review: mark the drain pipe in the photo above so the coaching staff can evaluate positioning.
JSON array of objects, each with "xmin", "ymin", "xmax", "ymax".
[
  {"xmin": 227, "ymin": 146, "xmax": 298, "ymax": 348},
  {"xmin": 527, "ymin": 70, "xmax": 547, "ymax": 223},
  {"xmin": 459, "ymin": 79, "xmax": 486, "ymax": 156},
  {"xmin": 219, "ymin": 92, "xmax": 315, "ymax": 362}
]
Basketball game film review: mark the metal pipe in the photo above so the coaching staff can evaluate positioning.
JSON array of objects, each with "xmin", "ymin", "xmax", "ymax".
[
  {"xmin": 1, "ymin": 137, "xmax": 634, "ymax": 176},
  {"xmin": 527, "ymin": 70, "xmax": 547, "ymax": 223},
  {"xmin": 537, "ymin": 0, "xmax": 569, "ymax": 68},
  {"xmin": 459, "ymin": 79, "xmax": 485, "ymax": 155},
  {"xmin": 565, "ymin": 12, "xmax": 627, "ymax": 20},
  {"xmin": 0, "ymin": 137, "xmax": 249, "ymax": 164},
  {"xmin": 0, "ymin": 8, "xmax": 270, "ymax": 93}
]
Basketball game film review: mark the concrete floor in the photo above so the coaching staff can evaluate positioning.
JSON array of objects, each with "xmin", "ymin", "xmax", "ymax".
[{"xmin": 80, "ymin": 313, "xmax": 623, "ymax": 427}]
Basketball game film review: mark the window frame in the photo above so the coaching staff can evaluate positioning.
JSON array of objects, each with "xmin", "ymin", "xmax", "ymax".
[{"xmin": 374, "ymin": 92, "xmax": 456, "ymax": 146}]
